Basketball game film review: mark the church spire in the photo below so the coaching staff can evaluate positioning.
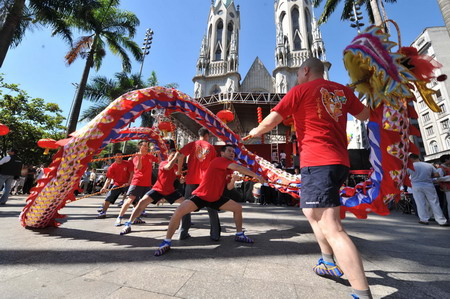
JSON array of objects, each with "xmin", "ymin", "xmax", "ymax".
[
  {"xmin": 214, "ymin": 0, "xmax": 234, "ymax": 7},
  {"xmin": 273, "ymin": 0, "xmax": 329, "ymax": 92},
  {"xmin": 193, "ymin": 0, "xmax": 241, "ymax": 98}
]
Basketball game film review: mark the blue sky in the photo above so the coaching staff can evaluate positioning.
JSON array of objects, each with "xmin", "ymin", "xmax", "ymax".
[{"xmin": 1, "ymin": 0, "xmax": 445, "ymax": 130}]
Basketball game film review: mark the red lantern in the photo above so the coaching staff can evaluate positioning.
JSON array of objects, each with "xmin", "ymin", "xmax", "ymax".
[
  {"xmin": 256, "ymin": 107, "xmax": 264, "ymax": 144},
  {"xmin": 158, "ymin": 121, "xmax": 174, "ymax": 132},
  {"xmin": 257, "ymin": 107, "xmax": 263, "ymax": 123},
  {"xmin": 216, "ymin": 109, "xmax": 234, "ymax": 123},
  {"xmin": 37, "ymin": 138, "xmax": 59, "ymax": 155},
  {"xmin": 158, "ymin": 121, "xmax": 175, "ymax": 136},
  {"xmin": 0, "ymin": 123, "xmax": 9, "ymax": 136}
]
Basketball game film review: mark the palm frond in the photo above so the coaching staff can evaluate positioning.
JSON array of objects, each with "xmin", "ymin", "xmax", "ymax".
[
  {"xmin": 103, "ymin": 10, "xmax": 140, "ymax": 37},
  {"xmin": 92, "ymin": 37, "xmax": 106, "ymax": 70},
  {"xmin": 318, "ymin": 0, "xmax": 340, "ymax": 24},
  {"xmin": 80, "ymin": 103, "xmax": 109, "ymax": 122},
  {"xmin": 104, "ymin": 32, "xmax": 132, "ymax": 72},
  {"xmin": 10, "ymin": 6, "xmax": 32, "ymax": 48},
  {"xmin": 65, "ymin": 35, "xmax": 93, "ymax": 65},
  {"xmin": 84, "ymin": 76, "xmax": 115, "ymax": 103}
]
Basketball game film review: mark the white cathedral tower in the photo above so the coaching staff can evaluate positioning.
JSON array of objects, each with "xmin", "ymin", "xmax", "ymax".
[
  {"xmin": 193, "ymin": 0, "xmax": 241, "ymax": 98},
  {"xmin": 273, "ymin": 0, "xmax": 329, "ymax": 93},
  {"xmin": 193, "ymin": 0, "xmax": 328, "ymax": 98}
]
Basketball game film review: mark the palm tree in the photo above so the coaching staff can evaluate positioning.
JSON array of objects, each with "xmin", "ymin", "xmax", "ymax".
[
  {"xmin": 437, "ymin": 0, "xmax": 450, "ymax": 38},
  {"xmin": 64, "ymin": 0, "xmax": 142, "ymax": 135},
  {"xmin": 80, "ymin": 71, "xmax": 145, "ymax": 122},
  {"xmin": 0, "ymin": 0, "xmax": 100, "ymax": 68},
  {"xmin": 81, "ymin": 71, "xmax": 178, "ymax": 127},
  {"xmin": 312, "ymin": 0, "xmax": 397, "ymax": 26}
]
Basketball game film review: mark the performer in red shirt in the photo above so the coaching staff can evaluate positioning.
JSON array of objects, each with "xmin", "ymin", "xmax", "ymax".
[
  {"xmin": 97, "ymin": 151, "xmax": 133, "ymax": 219},
  {"xmin": 119, "ymin": 149, "xmax": 185, "ymax": 235},
  {"xmin": 115, "ymin": 140, "xmax": 158, "ymax": 226},
  {"xmin": 154, "ymin": 144, "xmax": 266, "ymax": 256},
  {"xmin": 177, "ymin": 127, "xmax": 220, "ymax": 240},
  {"xmin": 248, "ymin": 58, "xmax": 372, "ymax": 299}
]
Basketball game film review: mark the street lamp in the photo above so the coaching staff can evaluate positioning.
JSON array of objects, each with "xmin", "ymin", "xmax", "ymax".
[
  {"xmin": 138, "ymin": 28, "xmax": 153, "ymax": 78},
  {"xmin": 350, "ymin": 2, "xmax": 365, "ymax": 33},
  {"xmin": 122, "ymin": 28, "xmax": 154, "ymax": 152}
]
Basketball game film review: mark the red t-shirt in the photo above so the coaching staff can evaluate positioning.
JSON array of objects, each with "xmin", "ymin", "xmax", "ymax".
[
  {"xmin": 273, "ymin": 78, "xmax": 365, "ymax": 167},
  {"xmin": 152, "ymin": 161, "xmax": 178, "ymax": 195},
  {"xmin": 180, "ymin": 140, "xmax": 217, "ymax": 184},
  {"xmin": 106, "ymin": 160, "xmax": 133, "ymax": 186},
  {"xmin": 131, "ymin": 154, "xmax": 158, "ymax": 186},
  {"xmin": 192, "ymin": 157, "xmax": 233, "ymax": 202}
]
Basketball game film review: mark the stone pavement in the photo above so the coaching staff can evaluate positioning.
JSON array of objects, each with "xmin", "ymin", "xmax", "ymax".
[{"xmin": 0, "ymin": 194, "xmax": 449, "ymax": 298}]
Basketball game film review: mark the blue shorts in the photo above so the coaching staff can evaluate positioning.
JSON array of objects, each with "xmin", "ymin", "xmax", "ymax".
[
  {"xmin": 188, "ymin": 195, "xmax": 230, "ymax": 211},
  {"xmin": 146, "ymin": 189, "xmax": 183, "ymax": 204},
  {"xmin": 300, "ymin": 164, "xmax": 349, "ymax": 208},
  {"xmin": 105, "ymin": 186, "xmax": 128, "ymax": 204},
  {"xmin": 127, "ymin": 185, "xmax": 151, "ymax": 201}
]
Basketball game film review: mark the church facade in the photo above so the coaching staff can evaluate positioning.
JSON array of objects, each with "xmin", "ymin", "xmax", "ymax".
[{"xmin": 193, "ymin": 0, "xmax": 328, "ymax": 98}]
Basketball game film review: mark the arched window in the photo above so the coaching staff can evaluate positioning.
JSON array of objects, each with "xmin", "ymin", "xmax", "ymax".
[
  {"xmin": 291, "ymin": 7, "xmax": 301, "ymax": 50},
  {"xmin": 445, "ymin": 136, "xmax": 450, "ymax": 149},
  {"xmin": 208, "ymin": 24, "xmax": 212, "ymax": 46},
  {"xmin": 279, "ymin": 11, "xmax": 286, "ymax": 24},
  {"xmin": 226, "ymin": 22, "xmax": 234, "ymax": 57},
  {"xmin": 214, "ymin": 20, "xmax": 224, "ymax": 61},
  {"xmin": 430, "ymin": 141, "xmax": 439, "ymax": 154},
  {"xmin": 305, "ymin": 9, "xmax": 312, "ymax": 47},
  {"xmin": 215, "ymin": 47, "xmax": 222, "ymax": 61}
]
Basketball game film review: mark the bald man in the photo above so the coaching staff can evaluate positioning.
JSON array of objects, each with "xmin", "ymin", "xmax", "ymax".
[{"xmin": 249, "ymin": 57, "xmax": 372, "ymax": 299}]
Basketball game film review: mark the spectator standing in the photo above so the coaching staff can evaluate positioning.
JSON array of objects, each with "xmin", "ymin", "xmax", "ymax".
[
  {"xmin": 0, "ymin": 149, "xmax": 23, "ymax": 205},
  {"xmin": 437, "ymin": 154, "xmax": 450, "ymax": 219},
  {"xmin": 407, "ymin": 154, "xmax": 448, "ymax": 226},
  {"xmin": 87, "ymin": 168, "xmax": 97, "ymax": 194},
  {"xmin": 279, "ymin": 150, "xmax": 287, "ymax": 168},
  {"xmin": 22, "ymin": 165, "xmax": 36, "ymax": 194}
]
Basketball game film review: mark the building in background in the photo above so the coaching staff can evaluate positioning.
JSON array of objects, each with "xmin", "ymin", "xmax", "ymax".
[
  {"xmin": 411, "ymin": 26, "xmax": 450, "ymax": 162},
  {"xmin": 193, "ymin": 0, "xmax": 329, "ymax": 98},
  {"xmin": 172, "ymin": 0, "xmax": 330, "ymax": 165}
]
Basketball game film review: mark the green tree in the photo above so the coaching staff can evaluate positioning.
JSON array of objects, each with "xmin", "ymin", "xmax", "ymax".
[
  {"xmin": 312, "ymin": 0, "xmax": 398, "ymax": 25},
  {"xmin": 81, "ymin": 71, "xmax": 178, "ymax": 127},
  {"xmin": 80, "ymin": 71, "xmax": 145, "ymax": 122},
  {"xmin": 64, "ymin": 0, "xmax": 142, "ymax": 135},
  {"xmin": 0, "ymin": 75, "xmax": 65, "ymax": 166},
  {"xmin": 0, "ymin": 0, "xmax": 101, "ymax": 68}
]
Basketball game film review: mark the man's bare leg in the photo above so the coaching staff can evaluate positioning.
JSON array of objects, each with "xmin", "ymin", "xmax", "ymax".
[
  {"xmin": 218, "ymin": 200, "xmax": 243, "ymax": 232},
  {"xmin": 114, "ymin": 195, "xmax": 135, "ymax": 226},
  {"xmin": 303, "ymin": 207, "xmax": 369, "ymax": 291},
  {"xmin": 165, "ymin": 200, "xmax": 198, "ymax": 239},
  {"xmin": 154, "ymin": 200, "xmax": 198, "ymax": 256},
  {"xmin": 219, "ymin": 200, "xmax": 253, "ymax": 243},
  {"xmin": 303, "ymin": 209, "xmax": 333, "ymax": 255}
]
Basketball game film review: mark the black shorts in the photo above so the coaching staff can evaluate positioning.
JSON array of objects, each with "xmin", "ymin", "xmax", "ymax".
[
  {"xmin": 104, "ymin": 186, "xmax": 128, "ymax": 204},
  {"xmin": 146, "ymin": 189, "xmax": 183, "ymax": 205},
  {"xmin": 300, "ymin": 164, "xmax": 349, "ymax": 208},
  {"xmin": 188, "ymin": 195, "xmax": 230, "ymax": 211},
  {"xmin": 127, "ymin": 185, "xmax": 151, "ymax": 201}
]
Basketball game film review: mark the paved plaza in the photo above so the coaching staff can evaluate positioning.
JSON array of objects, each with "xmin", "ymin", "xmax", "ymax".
[{"xmin": 1, "ymin": 194, "xmax": 449, "ymax": 298}]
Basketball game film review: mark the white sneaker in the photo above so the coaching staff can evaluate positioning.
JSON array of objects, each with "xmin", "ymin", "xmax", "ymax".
[{"xmin": 114, "ymin": 217, "xmax": 123, "ymax": 226}]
